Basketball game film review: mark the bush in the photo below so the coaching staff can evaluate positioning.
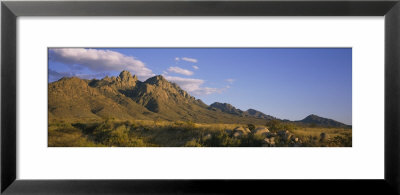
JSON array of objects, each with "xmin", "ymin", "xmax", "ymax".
[
  {"xmin": 202, "ymin": 131, "xmax": 241, "ymax": 147},
  {"xmin": 327, "ymin": 134, "xmax": 352, "ymax": 147},
  {"xmin": 50, "ymin": 120, "xmax": 351, "ymax": 147},
  {"xmin": 48, "ymin": 124, "xmax": 101, "ymax": 147},
  {"xmin": 266, "ymin": 120, "xmax": 296, "ymax": 132},
  {"xmin": 240, "ymin": 134, "xmax": 264, "ymax": 147},
  {"xmin": 247, "ymin": 124, "xmax": 255, "ymax": 131},
  {"xmin": 184, "ymin": 139, "xmax": 203, "ymax": 147}
]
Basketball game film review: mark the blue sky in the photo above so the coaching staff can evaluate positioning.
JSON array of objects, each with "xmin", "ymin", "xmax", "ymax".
[{"xmin": 48, "ymin": 48, "xmax": 352, "ymax": 125}]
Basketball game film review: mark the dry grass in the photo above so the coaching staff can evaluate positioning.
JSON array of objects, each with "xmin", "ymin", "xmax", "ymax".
[
  {"xmin": 48, "ymin": 119, "xmax": 352, "ymax": 147},
  {"xmin": 291, "ymin": 127, "xmax": 351, "ymax": 138},
  {"xmin": 48, "ymin": 123, "xmax": 103, "ymax": 147}
]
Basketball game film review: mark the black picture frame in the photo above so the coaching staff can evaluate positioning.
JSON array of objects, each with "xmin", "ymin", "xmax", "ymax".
[{"xmin": 1, "ymin": 0, "xmax": 400, "ymax": 194}]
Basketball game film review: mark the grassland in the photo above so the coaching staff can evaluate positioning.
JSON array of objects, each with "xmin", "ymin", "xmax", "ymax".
[{"xmin": 48, "ymin": 119, "xmax": 352, "ymax": 147}]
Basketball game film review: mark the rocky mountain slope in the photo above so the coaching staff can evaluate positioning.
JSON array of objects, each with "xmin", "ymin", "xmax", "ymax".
[
  {"xmin": 49, "ymin": 70, "xmax": 349, "ymax": 127},
  {"xmin": 49, "ymin": 71, "xmax": 266, "ymax": 124}
]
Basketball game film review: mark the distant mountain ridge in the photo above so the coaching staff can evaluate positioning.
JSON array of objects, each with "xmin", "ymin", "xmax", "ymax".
[
  {"xmin": 245, "ymin": 109, "xmax": 277, "ymax": 120},
  {"xmin": 49, "ymin": 70, "xmax": 348, "ymax": 127},
  {"xmin": 209, "ymin": 103, "xmax": 277, "ymax": 120},
  {"xmin": 296, "ymin": 114, "xmax": 350, "ymax": 128},
  {"xmin": 209, "ymin": 102, "xmax": 244, "ymax": 115}
]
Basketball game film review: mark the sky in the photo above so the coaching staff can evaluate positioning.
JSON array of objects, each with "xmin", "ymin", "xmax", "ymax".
[{"xmin": 48, "ymin": 48, "xmax": 352, "ymax": 125}]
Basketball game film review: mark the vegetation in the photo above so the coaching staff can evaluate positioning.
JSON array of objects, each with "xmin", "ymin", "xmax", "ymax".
[
  {"xmin": 247, "ymin": 124, "xmax": 256, "ymax": 131},
  {"xmin": 49, "ymin": 119, "xmax": 352, "ymax": 147},
  {"xmin": 266, "ymin": 120, "xmax": 296, "ymax": 132}
]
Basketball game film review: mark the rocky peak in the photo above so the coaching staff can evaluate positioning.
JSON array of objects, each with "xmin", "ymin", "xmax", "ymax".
[
  {"xmin": 50, "ymin": 76, "xmax": 90, "ymax": 91},
  {"xmin": 303, "ymin": 114, "xmax": 319, "ymax": 121},
  {"xmin": 112, "ymin": 70, "xmax": 138, "ymax": 89},
  {"xmin": 143, "ymin": 75, "xmax": 192, "ymax": 98},
  {"xmin": 118, "ymin": 70, "xmax": 137, "ymax": 82},
  {"xmin": 103, "ymin": 76, "xmax": 111, "ymax": 81},
  {"xmin": 145, "ymin": 75, "xmax": 167, "ymax": 85},
  {"xmin": 210, "ymin": 102, "xmax": 244, "ymax": 115}
]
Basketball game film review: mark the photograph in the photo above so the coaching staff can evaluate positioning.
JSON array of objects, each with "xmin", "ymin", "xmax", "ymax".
[{"xmin": 48, "ymin": 48, "xmax": 352, "ymax": 147}]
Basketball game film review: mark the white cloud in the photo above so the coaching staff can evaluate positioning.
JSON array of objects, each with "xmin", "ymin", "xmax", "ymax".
[
  {"xmin": 168, "ymin": 66, "xmax": 194, "ymax": 76},
  {"xmin": 49, "ymin": 48, "xmax": 155, "ymax": 80},
  {"xmin": 175, "ymin": 57, "xmax": 198, "ymax": 63},
  {"xmin": 50, "ymin": 48, "xmax": 227, "ymax": 96},
  {"xmin": 226, "ymin": 78, "xmax": 235, "ymax": 84},
  {"xmin": 164, "ymin": 76, "xmax": 225, "ymax": 95},
  {"xmin": 192, "ymin": 65, "xmax": 199, "ymax": 70},
  {"xmin": 193, "ymin": 87, "xmax": 225, "ymax": 95},
  {"xmin": 181, "ymin": 57, "xmax": 198, "ymax": 63}
]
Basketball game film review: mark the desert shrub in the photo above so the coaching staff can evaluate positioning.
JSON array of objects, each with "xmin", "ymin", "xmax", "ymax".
[
  {"xmin": 300, "ymin": 135, "xmax": 320, "ymax": 147},
  {"xmin": 202, "ymin": 131, "xmax": 241, "ymax": 147},
  {"xmin": 127, "ymin": 137, "xmax": 150, "ymax": 147},
  {"xmin": 106, "ymin": 125, "xmax": 130, "ymax": 146},
  {"xmin": 91, "ymin": 127, "xmax": 113, "ymax": 145},
  {"xmin": 122, "ymin": 120, "xmax": 133, "ymax": 126},
  {"xmin": 173, "ymin": 120, "xmax": 196, "ymax": 130},
  {"xmin": 240, "ymin": 134, "xmax": 264, "ymax": 147},
  {"xmin": 185, "ymin": 121, "xmax": 196, "ymax": 129},
  {"xmin": 247, "ymin": 124, "xmax": 255, "ymax": 131},
  {"xmin": 72, "ymin": 122, "xmax": 100, "ymax": 134},
  {"xmin": 174, "ymin": 121, "xmax": 185, "ymax": 126},
  {"xmin": 50, "ymin": 120, "xmax": 351, "ymax": 147},
  {"xmin": 128, "ymin": 123, "xmax": 138, "ymax": 132},
  {"xmin": 266, "ymin": 120, "xmax": 280, "ymax": 132},
  {"xmin": 266, "ymin": 120, "xmax": 296, "ymax": 132},
  {"xmin": 327, "ymin": 134, "xmax": 352, "ymax": 147},
  {"xmin": 87, "ymin": 123, "xmax": 150, "ymax": 147},
  {"xmin": 48, "ymin": 124, "xmax": 101, "ymax": 147},
  {"xmin": 220, "ymin": 135, "xmax": 241, "ymax": 146},
  {"xmin": 184, "ymin": 139, "xmax": 203, "ymax": 147}
]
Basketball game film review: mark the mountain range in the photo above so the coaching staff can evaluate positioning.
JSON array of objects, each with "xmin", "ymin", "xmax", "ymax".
[
  {"xmin": 209, "ymin": 102, "xmax": 276, "ymax": 120},
  {"xmin": 48, "ymin": 70, "xmax": 349, "ymax": 127}
]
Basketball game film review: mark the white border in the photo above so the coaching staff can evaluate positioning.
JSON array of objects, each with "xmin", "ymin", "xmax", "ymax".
[{"xmin": 17, "ymin": 17, "xmax": 384, "ymax": 179}]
